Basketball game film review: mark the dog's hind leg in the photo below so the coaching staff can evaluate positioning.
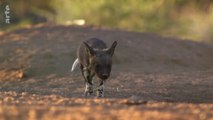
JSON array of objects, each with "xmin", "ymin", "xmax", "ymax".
[{"xmin": 80, "ymin": 64, "xmax": 93, "ymax": 96}]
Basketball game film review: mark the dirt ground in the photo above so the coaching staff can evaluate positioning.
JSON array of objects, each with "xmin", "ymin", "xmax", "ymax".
[{"xmin": 0, "ymin": 24, "xmax": 213, "ymax": 120}]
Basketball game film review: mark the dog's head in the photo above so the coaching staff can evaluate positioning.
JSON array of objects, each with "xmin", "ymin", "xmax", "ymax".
[{"xmin": 84, "ymin": 41, "xmax": 117, "ymax": 80}]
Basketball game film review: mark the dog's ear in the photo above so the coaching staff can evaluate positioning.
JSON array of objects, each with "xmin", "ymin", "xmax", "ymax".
[
  {"xmin": 107, "ymin": 41, "xmax": 117, "ymax": 56},
  {"xmin": 83, "ymin": 42, "xmax": 95, "ymax": 56}
]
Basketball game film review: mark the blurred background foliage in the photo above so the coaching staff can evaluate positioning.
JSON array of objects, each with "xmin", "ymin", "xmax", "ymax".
[{"xmin": 1, "ymin": 0, "xmax": 213, "ymax": 43}]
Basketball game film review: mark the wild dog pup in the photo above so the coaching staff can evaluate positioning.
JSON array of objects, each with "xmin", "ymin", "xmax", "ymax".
[{"xmin": 71, "ymin": 38, "xmax": 117, "ymax": 97}]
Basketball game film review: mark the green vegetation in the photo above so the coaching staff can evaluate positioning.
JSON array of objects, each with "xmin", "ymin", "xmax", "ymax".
[{"xmin": 1, "ymin": 0, "xmax": 213, "ymax": 42}]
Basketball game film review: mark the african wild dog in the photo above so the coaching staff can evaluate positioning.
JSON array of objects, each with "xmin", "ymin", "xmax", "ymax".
[{"xmin": 71, "ymin": 38, "xmax": 117, "ymax": 97}]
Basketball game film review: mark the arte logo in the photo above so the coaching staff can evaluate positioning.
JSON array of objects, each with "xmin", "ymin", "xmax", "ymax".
[{"xmin": 5, "ymin": 4, "xmax": 10, "ymax": 24}]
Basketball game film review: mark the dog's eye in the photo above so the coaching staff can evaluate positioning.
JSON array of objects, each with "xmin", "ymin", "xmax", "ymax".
[
  {"xmin": 96, "ymin": 64, "xmax": 101, "ymax": 70},
  {"xmin": 106, "ymin": 64, "xmax": 111, "ymax": 69}
]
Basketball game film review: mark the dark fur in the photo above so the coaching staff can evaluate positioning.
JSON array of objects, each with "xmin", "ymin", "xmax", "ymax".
[{"xmin": 77, "ymin": 38, "xmax": 117, "ymax": 97}]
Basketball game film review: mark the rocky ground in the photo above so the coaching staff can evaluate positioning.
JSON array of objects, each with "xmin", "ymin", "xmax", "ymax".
[{"xmin": 0, "ymin": 24, "xmax": 213, "ymax": 120}]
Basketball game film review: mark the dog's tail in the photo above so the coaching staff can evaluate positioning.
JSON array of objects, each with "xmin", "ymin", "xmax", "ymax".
[{"xmin": 71, "ymin": 58, "xmax": 79, "ymax": 72}]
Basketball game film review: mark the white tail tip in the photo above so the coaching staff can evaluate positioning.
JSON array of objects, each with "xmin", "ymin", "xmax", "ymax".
[{"xmin": 71, "ymin": 58, "xmax": 79, "ymax": 72}]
